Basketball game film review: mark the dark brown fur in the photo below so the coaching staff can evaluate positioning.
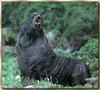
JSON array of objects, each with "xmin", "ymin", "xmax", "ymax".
[{"xmin": 16, "ymin": 13, "xmax": 91, "ymax": 86}]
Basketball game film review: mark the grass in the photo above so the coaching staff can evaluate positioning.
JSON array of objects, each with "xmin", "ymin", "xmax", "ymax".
[
  {"xmin": 2, "ymin": 53, "xmax": 98, "ymax": 88},
  {"xmin": 2, "ymin": 54, "xmax": 23, "ymax": 88}
]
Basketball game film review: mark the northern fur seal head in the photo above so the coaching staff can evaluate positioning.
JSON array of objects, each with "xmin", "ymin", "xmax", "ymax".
[{"xmin": 30, "ymin": 13, "xmax": 43, "ymax": 29}]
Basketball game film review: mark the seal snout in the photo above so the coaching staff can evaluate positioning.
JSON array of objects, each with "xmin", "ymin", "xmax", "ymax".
[{"xmin": 34, "ymin": 14, "xmax": 41, "ymax": 27}]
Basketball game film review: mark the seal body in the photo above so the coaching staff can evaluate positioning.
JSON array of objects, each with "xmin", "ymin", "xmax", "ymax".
[{"xmin": 16, "ymin": 13, "xmax": 91, "ymax": 86}]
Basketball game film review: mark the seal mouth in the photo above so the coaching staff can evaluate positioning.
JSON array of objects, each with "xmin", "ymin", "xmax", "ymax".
[
  {"xmin": 31, "ymin": 13, "xmax": 42, "ymax": 29},
  {"xmin": 34, "ymin": 15, "xmax": 41, "ymax": 26}
]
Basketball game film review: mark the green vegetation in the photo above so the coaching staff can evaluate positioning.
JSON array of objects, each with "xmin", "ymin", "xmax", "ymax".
[
  {"xmin": 2, "ymin": 2, "xmax": 99, "ymax": 88},
  {"xmin": 2, "ymin": 2, "xmax": 98, "ymax": 48},
  {"xmin": 2, "ymin": 54, "xmax": 22, "ymax": 88}
]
